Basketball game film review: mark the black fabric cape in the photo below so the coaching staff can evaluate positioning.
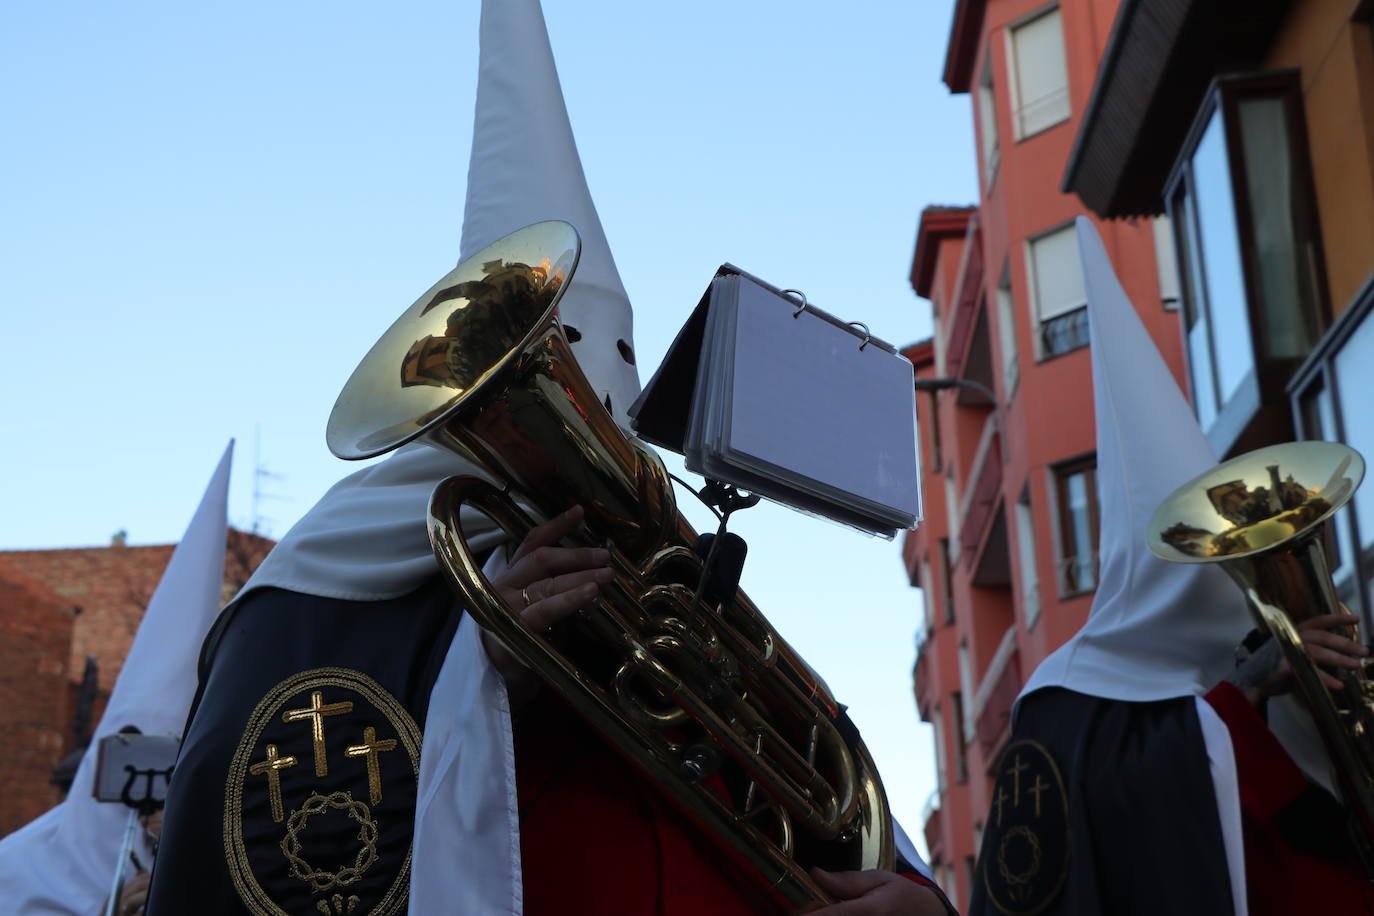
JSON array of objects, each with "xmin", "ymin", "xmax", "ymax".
[
  {"xmin": 969, "ymin": 687, "xmax": 1234, "ymax": 916},
  {"xmin": 144, "ymin": 578, "xmax": 459, "ymax": 916}
]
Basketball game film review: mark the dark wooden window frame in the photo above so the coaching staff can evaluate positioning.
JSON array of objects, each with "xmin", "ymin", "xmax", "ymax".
[
  {"xmin": 1163, "ymin": 70, "xmax": 1331, "ymax": 457},
  {"xmin": 1052, "ymin": 453, "xmax": 1099, "ymax": 598}
]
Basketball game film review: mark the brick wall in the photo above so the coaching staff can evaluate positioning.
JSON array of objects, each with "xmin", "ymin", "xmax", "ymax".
[
  {"xmin": 0, "ymin": 563, "xmax": 76, "ymax": 834},
  {"xmin": 0, "ymin": 530, "xmax": 273, "ymax": 838}
]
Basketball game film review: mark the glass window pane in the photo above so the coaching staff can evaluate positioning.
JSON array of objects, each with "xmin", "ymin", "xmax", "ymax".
[
  {"xmin": 1191, "ymin": 111, "xmax": 1256, "ymax": 403},
  {"xmin": 1236, "ymin": 95, "xmax": 1321, "ymax": 358},
  {"xmin": 1066, "ymin": 471, "xmax": 1093, "ymax": 591},
  {"xmin": 1016, "ymin": 497, "xmax": 1040, "ymax": 626},
  {"xmin": 1173, "ymin": 188, "xmax": 1219, "ymax": 428},
  {"xmin": 996, "ymin": 270, "xmax": 1018, "ymax": 389},
  {"xmin": 978, "ymin": 59, "xmax": 1000, "ymax": 180},
  {"xmin": 1334, "ymin": 318, "xmax": 1374, "ymax": 578}
]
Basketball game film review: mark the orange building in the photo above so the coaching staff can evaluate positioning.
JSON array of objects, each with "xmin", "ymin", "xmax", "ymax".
[
  {"xmin": 907, "ymin": 0, "xmax": 1374, "ymax": 907},
  {"xmin": 901, "ymin": 0, "xmax": 1185, "ymax": 905},
  {"xmin": 1064, "ymin": 0, "xmax": 1374, "ymax": 615}
]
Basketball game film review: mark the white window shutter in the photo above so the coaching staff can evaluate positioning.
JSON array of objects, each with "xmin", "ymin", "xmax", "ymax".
[
  {"xmin": 1029, "ymin": 224, "xmax": 1086, "ymax": 321},
  {"xmin": 1011, "ymin": 8, "xmax": 1070, "ymax": 137}
]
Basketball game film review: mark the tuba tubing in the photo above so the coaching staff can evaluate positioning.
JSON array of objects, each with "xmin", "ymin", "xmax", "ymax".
[
  {"xmin": 328, "ymin": 221, "xmax": 894, "ymax": 908},
  {"xmin": 1149, "ymin": 441, "xmax": 1374, "ymax": 878}
]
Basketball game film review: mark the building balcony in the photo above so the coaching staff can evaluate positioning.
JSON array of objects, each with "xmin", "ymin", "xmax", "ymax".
[
  {"xmin": 973, "ymin": 627, "xmax": 1022, "ymax": 760},
  {"xmin": 922, "ymin": 793, "xmax": 945, "ymax": 863}
]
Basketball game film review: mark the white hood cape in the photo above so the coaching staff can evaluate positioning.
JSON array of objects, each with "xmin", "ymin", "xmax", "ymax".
[
  {"xmin": 1018, "ymin": 219, "xmax": 1332, "ymax": 916},
  {"xmin": 229, "ymin": 0, "xmax": 930, "ymax": 910},
  {"xmin": 0, "ymin": 442, "xmax": 234, "ymax": 915}
]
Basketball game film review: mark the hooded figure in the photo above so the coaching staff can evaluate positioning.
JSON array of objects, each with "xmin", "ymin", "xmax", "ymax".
[
  {"xmin": 0, "ymin": 443, "xmax": 233, "ymax": 915},
  {"xmin": 966, "ymin": 218, "xmax": 1250, "ymax": 916},
  {"xmin": 143, "ymin": 3, "xmax": 948, "ymax": 915},
  {"xmin": 968, "ymin": 219, "xmax": 1370, "ymax": 916}
]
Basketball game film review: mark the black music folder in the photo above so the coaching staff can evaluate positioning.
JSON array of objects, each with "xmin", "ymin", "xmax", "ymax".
[{"xmin": 629, "ymin": 265, "xmax": 921, "ymax": 537}]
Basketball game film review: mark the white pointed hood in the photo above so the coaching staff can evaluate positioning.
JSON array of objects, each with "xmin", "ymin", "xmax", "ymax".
[
  {"xmin": 1020, "ymin": 218, "xmax": 1248, "ymax": 705},
  {"xmin": 0, "ymin": 443, "xmax": 234, "ymax": 913},
  {"xmin": 238, "ymin": 0, "xmax": 639, "ymax": 605},
  {"xmin": 460, "ymin": 0, "xmax": 640, "ymax": 431}
]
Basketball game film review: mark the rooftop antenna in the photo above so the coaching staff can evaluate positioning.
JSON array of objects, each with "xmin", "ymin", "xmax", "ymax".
[{"xmin": 251, "ymin": 424, "xmax": 286, "ymax": 536}]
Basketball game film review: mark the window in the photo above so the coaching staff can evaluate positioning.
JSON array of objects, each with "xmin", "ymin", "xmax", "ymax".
[
  {"xmin": 977, "ymin": 55, "xmax": 1001, "ymax": 185},
  {"xmin": 1152, "ymin": 215, "xmax": 1181, "ymax": 309},
  {"xmin": 1007, "ymin": 6, "xmax": 1070, "ymax": 139},
  {"xmin": 946, "ymin": 477, "xmax": 961, "ymax": 563},
  {"xmin": 950, "ymin": 692, "xmax": 970, "ymax": 783},
  {"xmin": 920, "ymin": 559, "xmax": 936, "ymax": 634},
  {"xmin": 958, "ymin": 640, "xmax": 975, "ymax": 743},
  {"xmin": 939, "ymin": 538, "xmax": 956, "ymax": 625},
  {"xmin": 1289, "ymin": 281, "xmax": 1374, "ymax": 623},
  {"xmin": 1165, "ymin": 72, "xmax": 1327, "ymax": 453},
  {"xmin": 1053, "ymin": 457, "xmax": 1099, "ymax": 595},
  {"xmin": 1026, "ymin": 223, "xmax": 1088, "ymax": 359},
  {"xmin": 927, "ymin": 375, "xmax": 944, "ymax": 472},
  {"xmin": 995, "ymin": 262, "xmax": 1019, "ymax": 397},
  {"xmin": 932, "ymin": 296, "xmax": 946, "ymax": 377},
  {"xmin": 1015, "ymin": 487, "xmax": 1041, "ymax": 626},
  {"xmin": 932, "ymin": 708, "xmax": 948, "ymax": 795}
]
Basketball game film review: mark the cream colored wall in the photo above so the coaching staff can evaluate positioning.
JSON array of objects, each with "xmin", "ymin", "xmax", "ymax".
[{"xmin": 1266, "ymin": 1, "xmax": 1374, "ymax": 313}]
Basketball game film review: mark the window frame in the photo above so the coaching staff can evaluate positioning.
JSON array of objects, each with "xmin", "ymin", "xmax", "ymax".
[
  {"xmin": 1015, "ymin": 484, "xmax": 1041, "ymax": 628},
  {"xmin": 1005, "ymin": 3, "xmax": 1072, "ymax": 141},
  {"xmin": 1288, "ymin": 274, "xmax": 1374, "ymax": 631},
  {"xmin": 939, "ymin": 537, "xmax": 956, "ymax": 626},
  {"xmin": 995, "ymin": 260, "xmax": 1020, "ymax": 400},
  {"xmin": 1163, "ymin": 70, "xmax": 1330, "ymax": 456},
  {"xmin": 1025, "ymin": 221, "xmax": 1090, "ymax": 361},
  {"xmin": 1051, "ymin": 454, "xmax": 1099, "ymax": 598},
  {"xmin": 950, "ymin": 691, "xmax": 970, "ymax": 784},
  {"xmin": 977, "ymin": 53, "xmax": 1002, "ymax": 188}
]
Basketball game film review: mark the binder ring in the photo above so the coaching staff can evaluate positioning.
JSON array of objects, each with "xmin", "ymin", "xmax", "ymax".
[
  {"xmin": 849, "ymin": 321, "xmax": 873, "ymax": 351},
  {"xmin": 782, "ymin": 289, "xmax": 808, "ymax": 318}
]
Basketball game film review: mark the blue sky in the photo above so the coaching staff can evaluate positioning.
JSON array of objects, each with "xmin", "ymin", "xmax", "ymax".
[{"xmin": 1, "ymin": 0, "xmax": 977, "ymax": 851}]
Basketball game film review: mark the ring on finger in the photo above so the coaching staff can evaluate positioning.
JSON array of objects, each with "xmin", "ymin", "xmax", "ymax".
[{"xmin": 522, "ymin": 585, "xmax": 534, "ymax": 608}]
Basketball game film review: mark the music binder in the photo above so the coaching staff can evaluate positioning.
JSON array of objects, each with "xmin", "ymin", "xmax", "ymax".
[{"xmin": 629, "ymin": 264, "xmax": 922, "ymax": 537}]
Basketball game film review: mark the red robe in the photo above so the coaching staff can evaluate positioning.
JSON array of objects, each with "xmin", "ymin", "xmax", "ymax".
[
  {"xmin": 514, "ymin": 693, "xmax": 938, "ymax": 914},
  {"xmin": 1205, "ymin": 682, "xmax": 1374, "ymax": 915}
]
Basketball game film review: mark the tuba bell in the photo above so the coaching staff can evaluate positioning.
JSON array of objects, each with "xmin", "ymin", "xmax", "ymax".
[
  {"xmin": 1148, "ymin": 440, "xmax": 1374, "ymax": 876},
  {"xmin": 326, "ymin": 220, "xmax": 894, "ymax": 907}
]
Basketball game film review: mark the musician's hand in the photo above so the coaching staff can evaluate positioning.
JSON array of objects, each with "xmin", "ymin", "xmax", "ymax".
[
  {"xmin": 115, "ymin": 871, "xmax": 152, "ymax": 916},
  {"xmin": 485, "ymin": 505, "xmax": 613, "ymax": 700},
  {"xmin": 1256, "ymin": 612, "xmax": 1368, "ymax": 700},
  {"xmin": 803, "ymin": 869, "xmax": 951, "ymax": 915}
]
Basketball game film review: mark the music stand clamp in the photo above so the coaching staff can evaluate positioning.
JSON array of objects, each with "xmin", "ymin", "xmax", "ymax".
[{"xmin": 119, "ymin": 762, "xmax": 173, "ymax": 819}]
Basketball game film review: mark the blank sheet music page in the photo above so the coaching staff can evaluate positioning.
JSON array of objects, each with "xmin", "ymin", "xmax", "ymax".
[{"xmin": 724, "ymin": 278, "xmax": 920, "ymax": 519}]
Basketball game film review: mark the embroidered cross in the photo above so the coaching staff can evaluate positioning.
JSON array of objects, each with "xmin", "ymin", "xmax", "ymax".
[
  {"xmin": 1008, "ymin": 753, "xmax": 1029, "ymax": 805},
  {"xmin": 345, "ymin": 726, "xmax": 399, "ymax": 805},
  {"xmin": 248, "ymin": 744, "xmax": 298, "ymax": 823},
  {"xmin": 993, "ymin": 785, "xmax": 1009, "ymax": 826},
  {"xmin": 283, "ymin": 691, "xmax": 354, "ymax": 777},
  {"xmin": 1029, "ymin": 774, "xmax": 1050, "ymax": 817}
]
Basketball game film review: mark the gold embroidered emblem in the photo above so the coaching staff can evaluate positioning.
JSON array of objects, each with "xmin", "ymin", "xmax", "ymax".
[
  {"xmin": 224, "ymin": 668, "xmax": 421, "ymax": 916},
  {"xmin": 981, "ymin": 740, "xmax": 1069, "ymax": 916},
  {"xmin": 284, "ymin": 691, "xmax": 355, "ymax": 778},
  {"xmin": 282, "ymin": 791, "xmax": 379, "ymax": 891},
  {"xmin": 248, "ymin": 744, "xmax": 299, "ymax": 823}
]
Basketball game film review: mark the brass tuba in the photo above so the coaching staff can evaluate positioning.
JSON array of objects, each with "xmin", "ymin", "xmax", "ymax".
[
  {"xmin": 1148, "ymin": 440, "xmax": 1374, "ymax": 875},
  {"xmin": 326, "ymin": 221, "xmax": 894, "ymax": 907}
]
